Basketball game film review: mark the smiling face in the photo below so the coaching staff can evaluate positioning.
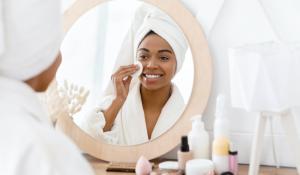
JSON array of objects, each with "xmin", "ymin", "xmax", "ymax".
[{"xmin": 137, "ymin": 32, "xmax": 177, "ymax": 91}]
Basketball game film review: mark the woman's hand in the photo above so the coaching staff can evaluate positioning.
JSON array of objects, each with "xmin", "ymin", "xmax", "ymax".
[
  {"xmin": 111, "ymin": 64, "xmax": 139, "ymax": 103},
  {"xmin": 102, "ymin": 64, "xmax": 138, "ymax": 132}
]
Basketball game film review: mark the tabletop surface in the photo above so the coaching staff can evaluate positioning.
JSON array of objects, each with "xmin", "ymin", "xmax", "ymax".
[{"xmin": 85, "ymin": 155, "xmax": 298, "ymax": 175}]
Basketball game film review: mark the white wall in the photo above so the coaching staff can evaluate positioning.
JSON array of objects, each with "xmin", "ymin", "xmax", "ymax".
[
  {"xmin": 174, "ymin": 0, "xmax": 300, "ymax": 167},
  {"xmin": 60, "ymin": 0, "xmax": 300, "ymax": 167}
]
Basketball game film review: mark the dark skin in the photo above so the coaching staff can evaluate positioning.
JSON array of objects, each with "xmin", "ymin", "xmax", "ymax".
[
  {"xmin": 103, "ymin": 33, "xmax": 176, "ymax": 139},
  {"xmin": 25, "ymin": 52, "xmax": 62, "ymax": 92}
]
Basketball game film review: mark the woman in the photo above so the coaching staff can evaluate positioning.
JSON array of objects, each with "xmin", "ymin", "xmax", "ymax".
[
  {"xmin": 80, "ymin": 7, "xmax": 188, "ymax": 145},
  {"xmin": 0, "ymin": 0, "xmax": 94, "ymax": 174}
]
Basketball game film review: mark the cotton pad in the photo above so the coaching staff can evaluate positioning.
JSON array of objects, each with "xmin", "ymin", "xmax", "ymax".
[{"xmin": 131, "ymin": 61, "xmax": 143, "ymax": 79}]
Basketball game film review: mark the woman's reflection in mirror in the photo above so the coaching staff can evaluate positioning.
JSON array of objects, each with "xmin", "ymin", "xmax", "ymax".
[{"xmin": 79, "ymin": 7, "xmax": 188, "ymax": 145}]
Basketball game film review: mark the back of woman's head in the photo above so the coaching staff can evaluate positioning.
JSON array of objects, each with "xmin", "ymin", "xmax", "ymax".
[{"xmin": 0, "ymin": 0, "xmax": 62, "ymax": 82}]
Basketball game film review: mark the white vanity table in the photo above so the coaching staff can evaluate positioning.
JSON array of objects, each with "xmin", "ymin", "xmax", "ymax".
[
  {"xmin": 84, "ymin": 155, "xmax": 298, "ymax": 175},
  {"xmin": 83, "ymin": 155, "xmax": 298, "ymax": 175}
]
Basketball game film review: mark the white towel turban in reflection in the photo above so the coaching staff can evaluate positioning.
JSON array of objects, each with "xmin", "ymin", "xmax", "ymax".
[
  {"xmin": 0, "ymin": 0, "xmax": 62, "ymax": 80},
  {"xmin": 134, "ymin": 9, "xmax": 188, "ymax": 74}
]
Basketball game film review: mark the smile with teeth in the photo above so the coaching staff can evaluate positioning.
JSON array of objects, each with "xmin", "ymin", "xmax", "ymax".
[{"xmin": 143, "ymin": 73, "xmax": 163, "ymax": 79}]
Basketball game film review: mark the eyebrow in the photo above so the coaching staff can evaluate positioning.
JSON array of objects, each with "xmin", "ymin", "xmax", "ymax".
[
  {"xmin": 158, "ymin": 49, "xmax": 173, "ymax": 54},
  {"xmin": 138, "ymin": 48, "xmax": 173, "ymax": 54},
  {"xmin": 138, "ymin": 48, "xmax": 149, "ymax": 52}
]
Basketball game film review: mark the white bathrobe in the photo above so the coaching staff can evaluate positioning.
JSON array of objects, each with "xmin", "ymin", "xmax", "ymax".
[
  {"xmin": 0, "ymin": 77, "xmax": 94, "ymax": 175},
  {"xmin": 0, "ymin": 0, "xmax": 94, "ymax": 174},
  {"xmin": 79, "ymin": 82, "xmax": 185, "ymax": 145}
]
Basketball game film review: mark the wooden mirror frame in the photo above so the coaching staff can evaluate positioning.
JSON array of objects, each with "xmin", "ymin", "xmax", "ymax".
[{"xmin": 53, "ymin": 0, "xmax": 212, "ymax": 162}]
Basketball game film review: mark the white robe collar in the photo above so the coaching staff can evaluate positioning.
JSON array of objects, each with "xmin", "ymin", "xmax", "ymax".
[
  {"xmin": 119, "ymin": 82, "xmax": 185, "ymax": 145},
  {"xmin": 0, "ymin": 76, "xmax": 51, "ymax": 125}
]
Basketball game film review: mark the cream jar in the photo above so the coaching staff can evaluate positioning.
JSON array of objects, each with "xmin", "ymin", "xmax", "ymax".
[{"xmin": 186, "ymin": 159, "xmax": 214, "ymax": 175}]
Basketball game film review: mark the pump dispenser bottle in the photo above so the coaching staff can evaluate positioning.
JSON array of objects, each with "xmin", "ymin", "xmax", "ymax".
[
  {"xmin": 178, "ymin": 136, "xmax": 192, "ymax": 171},
  {"xmin": 214, "ymin": 94, "xmax": 230, "ymax": 139},
  {"xmin": 212, "ymin": 94, "xmax": 230, "ymax": 174},
  {"xmin": 188, "ymin": 115, "xmax": 209, "ymax": 159}
]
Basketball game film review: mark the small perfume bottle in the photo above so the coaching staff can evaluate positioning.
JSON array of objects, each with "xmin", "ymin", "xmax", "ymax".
[
  {"xmin": 229, "ymin": 143, "xmax": 238, "ymax": 175},
  {"xmin": 177, "ymin": 136, "xmax": 193, "ymax": 171}
]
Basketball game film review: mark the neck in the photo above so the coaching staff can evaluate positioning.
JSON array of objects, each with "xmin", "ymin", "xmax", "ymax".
[
  {"xmin": 25, "ymin": 78, "xmax": 40, "ymax": 91},
  {"xmin": 140, "ymin": 84, "xmax": 172, "ymax": 110}
]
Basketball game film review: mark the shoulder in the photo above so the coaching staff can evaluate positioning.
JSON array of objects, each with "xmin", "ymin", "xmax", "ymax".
[
  {"xmin": 0, "ymin": 116, "xmax": 94, "ymax": 175},
  {"xmin": 28, "ymin": 123, "xmax": 94, "ymax": 175}
]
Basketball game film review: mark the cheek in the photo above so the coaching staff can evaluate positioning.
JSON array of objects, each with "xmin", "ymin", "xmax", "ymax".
[{"xmin": 165, "ymin": 62, "xmax": 177, "ymax": 78}]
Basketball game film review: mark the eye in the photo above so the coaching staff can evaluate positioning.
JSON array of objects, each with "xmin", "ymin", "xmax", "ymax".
[
  {"xmin": 160, "ymin": 56, "xmax": 169, "ymax": 61},
  {"xmin": 138, "ymin": 54, "xmax": 148, "ymax": 61}
]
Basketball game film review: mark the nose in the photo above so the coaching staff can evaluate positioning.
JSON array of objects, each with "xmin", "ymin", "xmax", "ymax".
[{"xmin": 145, "ymin": 57, "xmax": 158, "ymax": 68}]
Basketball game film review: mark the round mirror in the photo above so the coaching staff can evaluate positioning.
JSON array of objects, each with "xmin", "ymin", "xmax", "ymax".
[
  {"xmin": 50, "ymin": 0, "xmax": 212, "ymax": 162},
  {"xmin": 58, "ymin": 0, "xmax": 194, "ymax": 146}
]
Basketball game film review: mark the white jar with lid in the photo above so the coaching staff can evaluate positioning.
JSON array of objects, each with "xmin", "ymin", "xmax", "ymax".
[{"xmin": 186, "ymin": 159, "xmax": 214, "ymax": 175}]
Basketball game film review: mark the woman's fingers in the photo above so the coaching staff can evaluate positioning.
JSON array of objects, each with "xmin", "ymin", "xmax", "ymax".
[
  {"xmin": 119, "ymin": 64, "xmax": 136, "ymax": 69},
  {"xmin": 113, "ymin": 71, "xmax": 135, "ymax": 84},
  {"xmin": 114, "ymin": 64, "xmax": 137, "ymax": 75},
  {"xmin": 124, "ymin": 76, "xmax": 132, "ymax": 88},
  {"xmin": 110, "ymin": 64, "xmax": 139, "ymax": 101},
  {"xmin": 112, "ymin": 66, "xmax": 138, "ymax": 82},
  {"xmin": 120, "ymin": 67, "xmax": 138, "ymax": 76}
]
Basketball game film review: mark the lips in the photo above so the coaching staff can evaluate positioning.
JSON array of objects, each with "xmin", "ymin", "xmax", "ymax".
[{"xmin": 142, "ymin": 73, "xmax": 163, "ymax": 79}]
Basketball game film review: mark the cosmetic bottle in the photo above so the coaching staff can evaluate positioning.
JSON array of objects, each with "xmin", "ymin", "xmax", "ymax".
[
  {"xmin": 188, "ymin": 115, "xmax": 209, "ymax": 159},
  {"xmin": 229, "ymin": 142, "xmax": 238, "ymax": 175},
  {"xmin": 214, "ymin": 94, "xmax": 230, "ymax": 139},
  {"xmin": 212, "ymin": 94, "xmax": 230, "ymax": 174},
  {"xmin": 212, "ymin": 137, "xmax": 230, "ymax": 174},
  {"xmin": 178, "ymin": 136, "xmax": 193, "ymax": 171}
]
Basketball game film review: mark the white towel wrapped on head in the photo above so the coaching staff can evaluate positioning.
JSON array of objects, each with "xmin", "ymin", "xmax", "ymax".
[
  {"xmin": 0, "ymin": 0, "xmax": 62, "ymax": 80},
  {"xmin": 134, "ymin": 9, "xmax": 188, "ymax": 74}
]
